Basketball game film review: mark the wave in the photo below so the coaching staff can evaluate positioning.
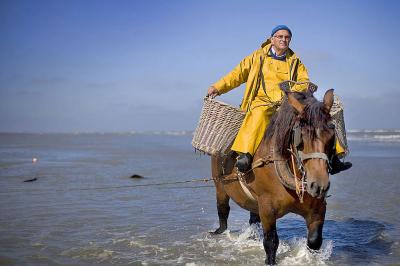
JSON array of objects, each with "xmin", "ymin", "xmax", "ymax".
[
  {"xmin": 3, "ymin": 129, "xmax": 400, "ymax": 142},
  {"xmin": 347, "ymin": 131, "xmax": 400, "ymax": 142},
  {"xmin": 348, "ymin": 129, "xmax": 400, "ymax": 133}
]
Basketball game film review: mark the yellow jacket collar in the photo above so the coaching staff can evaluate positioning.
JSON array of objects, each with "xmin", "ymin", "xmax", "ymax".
[{"xmin": 261, "ymin": 38, "xmax": 296, "ymax": 59}]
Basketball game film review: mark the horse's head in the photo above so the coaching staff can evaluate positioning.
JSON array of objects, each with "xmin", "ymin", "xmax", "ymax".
[{"xmin": 286, "ymin": 89, "xmax": 335, "ymax": 198}]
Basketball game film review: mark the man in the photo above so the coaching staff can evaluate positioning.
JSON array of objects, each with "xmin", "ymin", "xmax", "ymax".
[{"xmin": 207, "ymin": 25, "xmax": 351, "ymax": 174}]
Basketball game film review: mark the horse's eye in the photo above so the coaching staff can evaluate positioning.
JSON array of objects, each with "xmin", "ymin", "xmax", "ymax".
[{"xmin": 328, "ymin": 123, "xmax": 335, "ymax": 130}]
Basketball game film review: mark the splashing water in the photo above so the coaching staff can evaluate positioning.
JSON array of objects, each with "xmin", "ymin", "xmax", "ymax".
[{"xmin": 195, "ymin": 223, "xmax": 333, "ymax": 265}]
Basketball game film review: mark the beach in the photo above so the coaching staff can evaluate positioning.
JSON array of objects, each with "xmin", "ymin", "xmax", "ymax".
[{"xmin": 0, "ymin": 131, "xmax": 399, "ymax": 265}]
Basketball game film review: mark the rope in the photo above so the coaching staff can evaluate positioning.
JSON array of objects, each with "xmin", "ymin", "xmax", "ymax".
[
  {"xmin": 76, "ymin": 178, "xmax": 214, "ymax": 191},
  {"xmin": 0, "ymin": 177, "xmax": 215, "ymax": 194},
  {"xmin": 249, "ymin": 80, "xmax": 316, "ymax": 111},
  {"xmin": 289, "ymin": 145, "xmax": 306, "ymax": 203}
]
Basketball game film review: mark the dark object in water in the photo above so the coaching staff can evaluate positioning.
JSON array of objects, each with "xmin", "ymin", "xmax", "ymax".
[
  {"xmin": 24, "ymin": 177, "xmax": 38, "ymax": 182},
  {"xmin": 130, "ymin": 174, "xmax": 143, "ymax": 179}
]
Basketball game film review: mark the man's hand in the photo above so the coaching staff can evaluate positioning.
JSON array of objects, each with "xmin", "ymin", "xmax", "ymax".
[{"xmin": 207, "ymin": 86, "xmax": 219, "ymax": 98}]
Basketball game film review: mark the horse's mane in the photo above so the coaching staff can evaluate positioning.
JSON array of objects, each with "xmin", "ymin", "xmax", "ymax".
[{"xmin": 264, "ymin": 91, "xmax": 331, "ymax": 157}]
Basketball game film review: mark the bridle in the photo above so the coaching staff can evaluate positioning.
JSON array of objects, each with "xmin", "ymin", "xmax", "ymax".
[
  {"xmin": 289, "ymin": 120, "xmax": 332, "ymax": 202},
  {"xmin": 290, "ymin": 120, "xmax": 332, "ymax": 176},
  {"xmin": 278, "ymin": 79, "xmax": 332, "ymax": 179}
]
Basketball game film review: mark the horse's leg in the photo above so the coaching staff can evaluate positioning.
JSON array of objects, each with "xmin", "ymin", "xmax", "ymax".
[
  {"xmin": 211, "ymin": 155, "xmax": 230, "ymax": 235},
  {"xmin": 306, "ymin": 202, "xmax": 326, "ymax": 250},
  {"xmin": 259, "ymin": 197, "xmax": 279, "ymax": 265},
  {"xmin": 212, "ymin": 180, "xmax": 230, "ymax": 234},
  {"xmin": 249, "ymin": 211, "xmax": 261, "ymax": 225},
  {"xmin": 264, "ymin": 223, "xmax": 278, "ymax": 265}
]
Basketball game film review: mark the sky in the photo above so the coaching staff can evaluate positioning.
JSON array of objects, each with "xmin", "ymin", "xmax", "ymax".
[{"xmin": 1, "ymin": 0, "xmax": 400, "ymax": 132}]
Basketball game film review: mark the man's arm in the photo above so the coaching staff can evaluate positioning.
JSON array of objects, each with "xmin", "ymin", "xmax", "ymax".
[{"xmin": 208, "ymin": 53, "xmax": 254, "ymax": 97}]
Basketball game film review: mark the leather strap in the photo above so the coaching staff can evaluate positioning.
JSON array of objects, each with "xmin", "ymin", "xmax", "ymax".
[{"xmin": 298, "ymin": 150, "xmax": 329, "ymax": 162}]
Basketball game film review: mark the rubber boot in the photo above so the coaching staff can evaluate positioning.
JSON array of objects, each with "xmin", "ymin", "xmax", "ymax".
[
  {"xmin": 329, "ymin": 156, "xmax": 352, "ymax": 175},
  {"xmin": 236, "ymin": 153, "xmax": 253, "ymax": 173}
]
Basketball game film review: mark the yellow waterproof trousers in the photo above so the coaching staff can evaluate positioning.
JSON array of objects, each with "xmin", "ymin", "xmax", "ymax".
[
  {"xmin": 335, "ymin": 140, "xmax": 345, "ymax": 157},
  {"xmin": 231, "ymin": 102, "xmax": 275, "ymax": 155}
]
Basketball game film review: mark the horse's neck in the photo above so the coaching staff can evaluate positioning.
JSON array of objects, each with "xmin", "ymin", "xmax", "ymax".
[
  {"xmin": 272, "ymin": 133, "xmax": 287, "ymax": 161},
  {"xmin": 255, "ymin": 130, "xmax": 288, "ymax": 162}
]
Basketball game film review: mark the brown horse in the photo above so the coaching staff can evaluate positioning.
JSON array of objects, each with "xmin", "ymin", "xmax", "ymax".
[{"xmin": 211, "ymin": 89, "xmax": 336, "ymax": 265}]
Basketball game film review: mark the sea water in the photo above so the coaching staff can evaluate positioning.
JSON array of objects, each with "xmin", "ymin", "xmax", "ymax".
[{"xmin": 0, "ymin": 131, "xmax": 399, "ymax": 265}]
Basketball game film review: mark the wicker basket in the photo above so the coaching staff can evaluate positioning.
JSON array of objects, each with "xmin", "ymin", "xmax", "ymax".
[
  {"xmin": 192, "ymin": 97, "xmax": 245, "ymax": 156},
  {"xmin": 330, "ymin": 95, "xmax": 348, "ymax": 154}
]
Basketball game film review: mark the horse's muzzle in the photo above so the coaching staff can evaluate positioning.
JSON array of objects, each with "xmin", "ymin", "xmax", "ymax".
[{"xmin": 307, "ymin": 179, "xmax": 330, "ymax": 199}]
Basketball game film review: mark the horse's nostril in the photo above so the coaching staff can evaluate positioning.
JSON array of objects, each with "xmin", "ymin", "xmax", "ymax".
[
  {"xmin": 309, "ymin": 181, "xmax": 320, "ymax": 196},
  {"xmin": 326, "ymin": 181, "xmax": 331, "ymax": 191},
  {"xmin": 315, "ymin": 185, "xmax": 320, "ymax": 196}
]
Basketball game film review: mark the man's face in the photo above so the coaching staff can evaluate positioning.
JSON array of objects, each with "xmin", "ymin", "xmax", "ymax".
[{"xmin": 271, "ymin": 29, "xmax": 291, "ymax": 52}]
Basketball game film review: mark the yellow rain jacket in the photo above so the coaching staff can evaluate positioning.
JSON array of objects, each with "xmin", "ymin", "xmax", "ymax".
[{"xmin": 213, "ymin": 39, "xmax": 345, "ymax": 155}]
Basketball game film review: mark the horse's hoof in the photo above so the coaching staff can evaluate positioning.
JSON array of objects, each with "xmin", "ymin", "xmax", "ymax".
[
  {"xmin": 249, "ymin": 214, "xmax": 261, "ymax": 225},
  {"xmin": 265, "ymin": 258, "xmax": 276, "ymax": 265},
  {"xmin": 209, "ymin": 227, "xmax": 226, "ymax": 235}
]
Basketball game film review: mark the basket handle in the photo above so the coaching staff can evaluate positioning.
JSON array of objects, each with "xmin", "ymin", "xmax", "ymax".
[{"xmin": 279, "ymin": 80, "xmax": 318, "ymax": 93}]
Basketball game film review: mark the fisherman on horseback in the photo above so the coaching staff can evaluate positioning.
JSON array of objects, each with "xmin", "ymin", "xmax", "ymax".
[{"xmin": 207, "ymin": 25, "xmax": 351, "ymax": 174}]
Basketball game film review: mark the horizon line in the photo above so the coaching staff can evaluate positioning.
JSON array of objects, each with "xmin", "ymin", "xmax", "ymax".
[{"xmin": 1, "ymin": 129, "xmax": 400, "ymax": 135}]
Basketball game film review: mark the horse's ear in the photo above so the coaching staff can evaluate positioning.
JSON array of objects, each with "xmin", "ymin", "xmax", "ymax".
[
  {"xmin": 323, "ymin": 89, "xmax": 334, "ymax": 112},
  {"xmin": 287, "ymin": 92, "xmax": 305, "ymax": 114}
]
